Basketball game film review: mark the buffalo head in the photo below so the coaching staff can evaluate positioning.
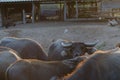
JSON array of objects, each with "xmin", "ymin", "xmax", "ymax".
[
  {"xmin": 61, "ymin": 40, "xmax": 99, "ymax": 57},
  {"xmin": 48, "ymin": 39, "xmax": 99, "ymax": 60}
]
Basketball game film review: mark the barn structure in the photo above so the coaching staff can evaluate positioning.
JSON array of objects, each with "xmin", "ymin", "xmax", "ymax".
[
  {"xmin": 100, "ymin": 0, "xmax": 120, "ymax": 19},
  {"xmin": 0, "ymin": 0, "xmax": 120, "ymax": 27}
]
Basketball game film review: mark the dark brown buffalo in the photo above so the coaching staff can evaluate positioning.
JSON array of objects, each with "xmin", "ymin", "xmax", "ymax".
[
  {"xmin": 5, "ymin": 56, "xmax": 87, "ymax": 80},
  {"xmin": 63, "ymin": 47, "xmax": 120, "ymax": 80},
  {"xmin": 0, "ymin": 37, "xmax": 48, "ymax": 60},
  {"xmin": 0, "ymin": 47, "xmax": 21, "ymax": 80},
  {"xmin": 48, "ymin": 39, "xmax": 98, "ymax": 60}
]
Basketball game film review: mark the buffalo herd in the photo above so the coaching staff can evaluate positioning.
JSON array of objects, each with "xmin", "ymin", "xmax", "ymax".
[
  {"xmin": 0, "ymin": 37, "xmax": 120, "ymax": 80},
  {"xmin": 0, "ymin": 37, "xmax": 98, "ymax": 61}
]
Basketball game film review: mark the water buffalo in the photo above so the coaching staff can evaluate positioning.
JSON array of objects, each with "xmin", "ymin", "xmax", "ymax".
[
  {"xmin": 0, "ymin": 37, "xmax": 48, "ymax": 60},
  {"xmin": 0, "ymin": 47, "xmax": 21, "ymax": 80},
  {"xmin": 5, "ymin": 56, "xmax": 87, "ymax": 80},
  {"xmin": 63, "ymin": 47, "xmax": 120, "ymax": 80},
  {"xmin": 48, "ymin": 39, "xmax": 98, "ymax": 60},
  {"xmin": 0, "ymin": 37, "xmax": 98, "ymax": 61}
]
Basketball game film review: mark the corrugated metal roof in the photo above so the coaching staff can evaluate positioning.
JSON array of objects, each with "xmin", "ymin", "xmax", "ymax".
[
  {"xmin": 81, "ymin": 0, "xmax": 100, "ymax": 1},
  {"xmin": 0, "ymin": 0, "xmax": 100, "ymax": 2},
  {"xmin": 0, "ymin": 0, "xmax": 40, "ymax": 2}
]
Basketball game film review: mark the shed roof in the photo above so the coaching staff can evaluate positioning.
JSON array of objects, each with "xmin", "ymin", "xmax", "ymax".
[
  {"xmin": 0, "ymin": 0, "xmax": 100, "ymax": 2},
  {"xmin": 0, "ymin": 0, "xmax": 40, "ymax": 2}
]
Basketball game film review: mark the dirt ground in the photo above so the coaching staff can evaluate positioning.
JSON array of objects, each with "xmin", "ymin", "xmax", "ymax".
[{"xmin": 1, "ymin": 21, "xmax": 120, "ymax": 53}]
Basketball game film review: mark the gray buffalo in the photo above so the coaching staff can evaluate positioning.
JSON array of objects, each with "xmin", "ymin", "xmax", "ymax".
[
  {"xmin": 5, "ymin": 56, "xmax": 87, "ymax": 80},
  {"xmin": 0, "ymin": 47, "xmax": 21, "ymax": 80},
  {"xmin": 0, "ymin": 37, "xmax": 48, "ymax": 60},
  {"xmin": 63, "ymin": 47, "xmax": 120, "ymax": 80},
  {"xmin": 48, "ymin": 39, "xmax": 98, "ymax": 60}
]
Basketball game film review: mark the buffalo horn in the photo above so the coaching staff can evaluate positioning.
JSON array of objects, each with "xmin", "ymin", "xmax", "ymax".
[
  {"xmin": 61, "ymin": 41, "xmax": 72, "ymax": 47},
  {"xmin": 84, "ymin": 40, "xmax": 99, "ymax": 47}
]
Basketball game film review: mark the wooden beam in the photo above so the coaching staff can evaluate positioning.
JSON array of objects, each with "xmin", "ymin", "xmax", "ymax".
[
  {"xmin": 75, "ymin": 1, "xmax": 78, "ymax": 18},
  {"xmin": 22, "ymin": 9, "xmax": 26, "ymax": 24},
  {"xmin": 64, "ymin": 1, "xmax": 67, "ymax": 21},
  {"xmin": 32, "ymin": 2, "xmax": 35, "ymax": 23},
  {"xmin": 0, "ymin": 8, "xmax": 2, "ymax": 27}
]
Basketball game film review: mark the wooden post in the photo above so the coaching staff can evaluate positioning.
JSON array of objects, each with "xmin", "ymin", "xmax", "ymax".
[
  {"xmin": 60, "ymin": 1, "xmax": 62, "ymax": 20},
  {"xmin": 75, "ymin": 0, "xmax": 78, "ymax": 18},
  {"xmin": 32, "ymin": 2, "xmax": 35, "ymax": 23},
  {"xmin": 0, "ymin": 8, "xmax": 2, "ymax": 27},
  {"xmin": 64, "ymin": 1, "xmax": 67, "ymax": 21},
  {"xmin": 38, "ymin": 3, "xmax": 40, "ymax": 21},
  {"xmin": 1, "ymin": 5, "xmax": 6, "ymax": 27},
  {"xmin": 22, "ymin": 9, "xmax": 26, "ymax": 24}
]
